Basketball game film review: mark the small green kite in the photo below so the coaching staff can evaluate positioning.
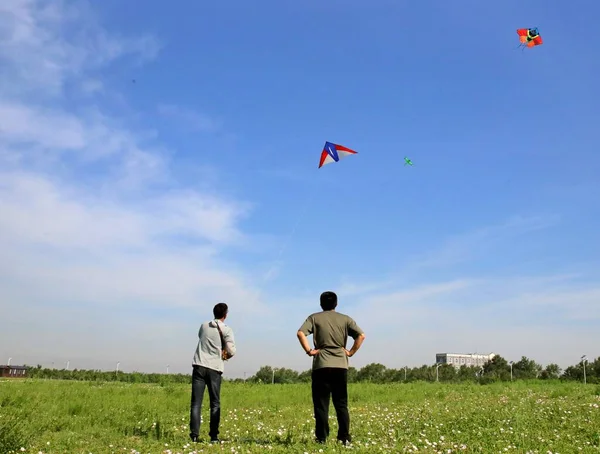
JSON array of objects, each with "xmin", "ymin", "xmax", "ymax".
[{"xmin": 404, "ymin": 157, "xmax": 414, "ymax": 166}]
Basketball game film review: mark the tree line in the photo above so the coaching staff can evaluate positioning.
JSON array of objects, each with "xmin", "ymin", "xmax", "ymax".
[
  {"xmin": 244, "ymin": 354, "xmax": 598, "ymax": 384},
  {"xmin": 17, "ymin": 354, "xmax": 598, "ymax": 385}
]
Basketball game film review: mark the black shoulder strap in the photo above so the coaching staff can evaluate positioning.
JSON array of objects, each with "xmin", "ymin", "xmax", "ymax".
[{"xmin": 215, "ymin": 319, "xmax": 226, "ymax": 350}]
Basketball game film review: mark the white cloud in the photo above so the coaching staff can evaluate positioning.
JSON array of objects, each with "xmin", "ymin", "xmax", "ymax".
[
  {"xmin": 341, "ymin": 272, "xmax": 600, "ymax": 371},
  {"xmin": 0, "ymin": 0, "xmax": 270, "ymax": 375},
  {"xmin": 0, "ymin": 0, "xmax": 160, "ymax": 98}
]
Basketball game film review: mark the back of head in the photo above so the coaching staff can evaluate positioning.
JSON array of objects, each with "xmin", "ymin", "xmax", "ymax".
[
  {"xmin": 213, "ymin": 302, "xmax": 228, "ymax": 319},
  {"xmin": 320, "ymin": 291, "xmax": 338, "ymax": 311}
]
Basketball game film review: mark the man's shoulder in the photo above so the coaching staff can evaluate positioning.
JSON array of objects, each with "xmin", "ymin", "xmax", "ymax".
[{"xmin": 313, "ymin": 311, "xmax": 355, "ymax": 321}]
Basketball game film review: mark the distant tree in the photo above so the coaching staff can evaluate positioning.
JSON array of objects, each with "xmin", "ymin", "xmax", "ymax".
[
  {"xmin": 540, "ymin": 363, "xmax": 561, "ymax": 380},
  {"xmin": 298, "ymin": 369, "xmax": 311, "ymax": 382},
  {"xmin": 274, "ymin": 367, "xmax": 299, "ymax": 384},
  {"xmin": 438, "ymin": 364, "xmax": 457, "ymax": 382},
  {"xmin": 513, "ymin": 356, "xmax": 542, "ymax": 379},
  {"xmin": 249, "ymin": 366, "xmax": 275, "ymax": 383},
  {"xmin": 562, "ymin": 365, "xmax": 583, "ymax": 381},
  {"xmin": 347, "ymin": 367, "xmax": 358, "ymax": 383},
  {"xmin": 456, "ymin": 365, "xmax": 479, "ymax": 382},
  {"xmin": 356, "ymin": 363, "xmax": 387, "ymax": 382},
  {"xmin": 482, "ymin": 355, "xmax": 510, "ymax": 381}
]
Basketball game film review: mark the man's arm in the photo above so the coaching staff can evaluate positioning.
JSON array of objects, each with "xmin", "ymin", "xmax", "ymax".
[
  {"xmin": 345, "ymin": 332, "xmax": 366, "ymax": 357},
  {"xmin": 297, "ymin": 331, "xmax": 319, "ymax": 356},
  {"xmin": 345, "ymin": 318, "xmax": 366, "ymax": 357},
  {"xmin": 224, "ymin": 328, "xmax": 236, "ymax": 357}
]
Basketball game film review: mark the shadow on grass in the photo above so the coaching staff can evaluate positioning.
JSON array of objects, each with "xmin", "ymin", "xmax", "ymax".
[{"xmin": 193, "ymin": 437, "xmax": 325, "ymax": 447}]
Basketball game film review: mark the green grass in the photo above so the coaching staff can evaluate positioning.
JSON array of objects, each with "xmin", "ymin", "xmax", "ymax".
[{"xmin": 1, "ymin": 379, "xmax": 600, "ymax": 453}]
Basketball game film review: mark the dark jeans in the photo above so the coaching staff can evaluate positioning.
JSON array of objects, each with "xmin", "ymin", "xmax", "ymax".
[
  {"xmin": 311, "ymin": 367, "xmax": 350, "ymax": 442},
  {"xmin": 189, "ymin": 365, "xmax": 222, "ymax": 439}
]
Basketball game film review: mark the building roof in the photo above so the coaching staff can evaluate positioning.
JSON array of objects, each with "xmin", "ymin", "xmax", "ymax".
[
  {"xmin": 0, "ymin": 365, "xmax": 28, "ymax": 370},
  {"xmin": 436, "ymin": 352, "xmax": 496, "ymax": 357}
]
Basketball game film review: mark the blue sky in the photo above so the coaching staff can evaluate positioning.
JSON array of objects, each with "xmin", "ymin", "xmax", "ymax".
[{"xmin": 1, "ymin": 0, "xmax": 599, "ymax": 377}]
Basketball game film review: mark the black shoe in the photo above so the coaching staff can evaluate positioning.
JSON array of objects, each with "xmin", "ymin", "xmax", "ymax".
[
  {"xmin": 316, "ymin": 438, "xmax": 326, "ymax": 444},
  {"xmin": 190, "ymin": 435, "xmax": 199, "ymax": 443},
  {"xmin": 338, "ymin": 435, "xmax": 352, "ymax": 445},
  {"xmin": 210, "ymin": 438, "xmax": 220, "ymax": 444}
]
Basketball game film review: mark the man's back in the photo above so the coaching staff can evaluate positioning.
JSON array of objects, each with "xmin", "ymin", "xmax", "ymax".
[
  {"xmin": 193, "ymin": 320, "xmax": 235, "ymax": 373},
  {"xmin": 299, "ymin": 311, "xmax": 362, "ymax": 370}
]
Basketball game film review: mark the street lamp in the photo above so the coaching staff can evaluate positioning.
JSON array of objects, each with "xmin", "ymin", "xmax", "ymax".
[
  {"xmin": 166, "ymin": 365, "xmax": 169, "ymax": 374},
  {"xmin": 116, "ymin": 362, "xmax": 120, "ymax": 377},
  {"xmin": 435, "ymin": 363, "xmax": 442, "ymax": 382},
  {"xmin": 7, "ymin": 357, "xmax": 12, "ymax": 366},
  {"xmin": 272, "ymin": 367, "xmax": 279, "ymax": 384},
  {"xmin": 581, "ymin": 355, "xmax": 587, "ymax": 385},
  {"xmin": 509, "ymin": 361, "xmax": 514, "ymax": 381},
  {"xmin": 404, "ymin": 366, "xmax": 407, "ymax": 381},
  {"xmin": 66, "ymin": 360, "xmax": 70, "ymax": 370}
]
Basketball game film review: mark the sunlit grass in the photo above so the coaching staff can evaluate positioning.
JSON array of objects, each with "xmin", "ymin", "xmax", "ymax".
[{"xmin": 1, "ymin": 379, "xmax": 599, "ymax": 453}]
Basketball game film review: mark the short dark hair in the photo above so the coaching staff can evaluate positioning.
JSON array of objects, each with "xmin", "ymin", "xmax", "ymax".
[
  {"xmin": 320, "ymin": 291, "xmax": 337, "ymax": 310},
  {"xmin": 213, "ymin": 302, "xmax": 228, "ymax": 319}
]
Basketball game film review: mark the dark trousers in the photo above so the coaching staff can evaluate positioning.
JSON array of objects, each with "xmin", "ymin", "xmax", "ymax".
[
  {"xmin": 189, "ymin": 365, "xmax": 222, "ymax": 439},
  {"xmin": 311, "ymin": 367, "xmax": 350, "ymax": 442}
]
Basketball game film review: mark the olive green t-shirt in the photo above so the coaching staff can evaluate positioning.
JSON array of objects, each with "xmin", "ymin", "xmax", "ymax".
[{"xmin": 299, "ymin": 310, "xmax": 364, "ymax": 370}]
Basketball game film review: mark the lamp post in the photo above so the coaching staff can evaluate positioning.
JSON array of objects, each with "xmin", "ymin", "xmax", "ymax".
[
  {"xmin": 7, "ymin": 357, "xmax": 12, "ymax": 366},
  {"xmin": 66, "ymin": 360, "xmax": 70, "ymax": 370},
  {"xmin": 166, "ymin": 365, "xmax": 169, "ymax": 374},
  {"xmin": 404, "ymin": 366, "xmax": 407, "ymax": 381},
  {"xmin": 435, "ymin": 363, "xmax": 442, "ymax": 382},
  {"xmin": 509, "ymin": 361, "xmax": 513, "ymax": 381},
  {"xmin": 116, "ymin": 362, "xmax": 120, "ymax": 377},
  {"xmin": 581, "ymin": 355, "xmax": 587, "ymax": 385},
  {"xmin": 272, "ymin": 367, "xmax": 279, "ymax": 384}
]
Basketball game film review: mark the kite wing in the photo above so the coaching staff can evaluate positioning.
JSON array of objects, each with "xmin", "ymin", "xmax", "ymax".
[
  {"xmin": 516, "ymin": 28, "xmax": 529, "ymax": 44},
  {"xmin": 530, "ymin": 35, "xmax": 543, "ymax": 47},
  {"xmin": 318, "ymin": 141, "xmax": 357, "ymax": 168}
]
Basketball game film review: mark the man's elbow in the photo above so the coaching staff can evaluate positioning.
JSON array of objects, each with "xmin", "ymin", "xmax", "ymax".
[
  {"xmin": 297, "ymin": 330, "xmax": 305, "ymax": 339},
  {"xmin": 358, "ymin": 333, "xmax": 366, "ymax": 340}
]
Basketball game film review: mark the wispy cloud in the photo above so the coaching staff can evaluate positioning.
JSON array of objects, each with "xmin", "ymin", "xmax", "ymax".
[
  {"xmin": 157, "ymin": 104, "xmax": 222, "ymax": 133},
  {"xmin": 410, "ymin": 214, "xmax": 560, "ymax": 269},
  {"xmin": 341, "ymin": 271, "xmax": 599, "ymax": 370},
  {"xmin": 0, "ymin": 0, "xmax": 160, "ymax": 99}
]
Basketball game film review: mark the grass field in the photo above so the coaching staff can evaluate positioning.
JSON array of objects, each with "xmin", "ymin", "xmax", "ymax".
[{"xmin": 1, "ymin": 379, "xmax": 600, "ymax": 453}]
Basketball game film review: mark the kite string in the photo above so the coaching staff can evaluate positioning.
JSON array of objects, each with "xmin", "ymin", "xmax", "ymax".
[
  {"xmin": 245, "ymin": 174, "xmax": 321, "ymax": 309},
  {"xmin": 271, "ymin": 175, "xmax": 321, "ymax": 265}
]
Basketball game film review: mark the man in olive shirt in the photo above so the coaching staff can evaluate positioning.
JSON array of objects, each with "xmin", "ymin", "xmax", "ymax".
[{"xmin": 297, "ymin": 291, "xmax": 366, "ymax": 445}]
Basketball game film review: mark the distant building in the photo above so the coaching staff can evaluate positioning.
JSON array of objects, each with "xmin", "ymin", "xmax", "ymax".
[
  {"xmin": 0, "ymin": 365, "xmax": 28, "ymax": 378},
  {"xmin": 436, "ymin": 352, "xmax": 495, "ymax": 368}
]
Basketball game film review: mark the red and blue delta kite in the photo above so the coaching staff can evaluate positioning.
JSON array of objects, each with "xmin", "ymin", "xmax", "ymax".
[
  {"xmin": 516, "ymin": 28, "xmax": 543, "ymax": 48},
  {"xmin": 318, "ymin": 141, "xmax": 357, "ymax": 168}
]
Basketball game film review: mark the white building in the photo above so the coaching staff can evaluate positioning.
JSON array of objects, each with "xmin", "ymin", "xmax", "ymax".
[{"xmin": 436, "ymin": 352, "xmax": 496, "ymax": 368}]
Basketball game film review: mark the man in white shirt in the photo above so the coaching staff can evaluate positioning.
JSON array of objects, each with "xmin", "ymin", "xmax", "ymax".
[{"xmin": 189, "ymin": 302, "xmax": 236, "ymax": 443}]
